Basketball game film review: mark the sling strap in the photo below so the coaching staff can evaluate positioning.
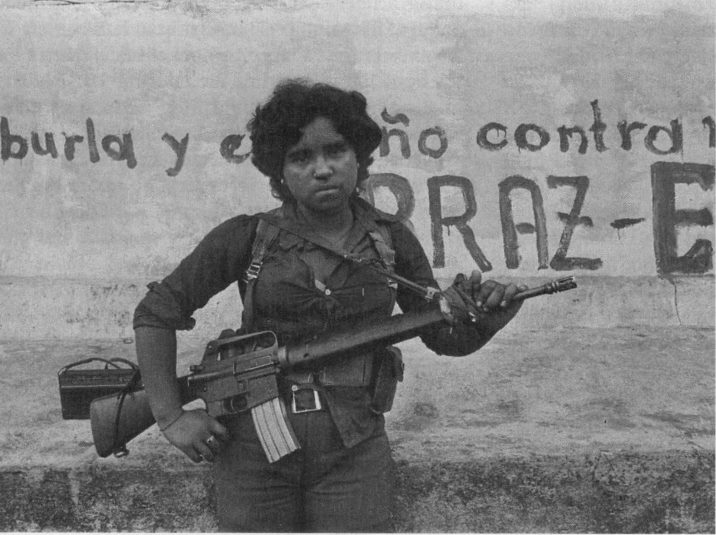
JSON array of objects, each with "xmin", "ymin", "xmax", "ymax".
[{"xmin": 240, "ymin": 216, "xmax": 281, "ymax": 333}]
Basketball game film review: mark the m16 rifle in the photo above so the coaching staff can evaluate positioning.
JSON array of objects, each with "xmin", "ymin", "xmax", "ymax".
[{"xmin": 89, "ymin": 276, "xmax": 577, "ymax": 463}]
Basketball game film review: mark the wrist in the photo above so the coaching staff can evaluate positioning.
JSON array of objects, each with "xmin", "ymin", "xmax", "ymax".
[{"xmin": 157, "ymin": 408, "xmax": 185, "ymax": 432}]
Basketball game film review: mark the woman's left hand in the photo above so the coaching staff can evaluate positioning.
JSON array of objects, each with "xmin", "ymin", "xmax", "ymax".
[{"xmin": 451, "ymin": 270, "xmax": 527, "ymax": 334}]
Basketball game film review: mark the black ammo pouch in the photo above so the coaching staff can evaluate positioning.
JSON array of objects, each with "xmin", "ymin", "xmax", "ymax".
[
  {"xmin": 58, "ymin": 358, "xmax": 142, "ymax": 420},
  {"xmin": 369, "ymin": 346, "xmax": 404, "ymax": 415}
]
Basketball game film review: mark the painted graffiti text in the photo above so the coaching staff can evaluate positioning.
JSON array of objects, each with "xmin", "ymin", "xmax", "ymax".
[
  {"xmin": 1, "ymin": 117, "xmax": 137, "ymax": 168},
  {"xmin": 367, "ymin": 162, "xmax": 714, "ymax": 275}
]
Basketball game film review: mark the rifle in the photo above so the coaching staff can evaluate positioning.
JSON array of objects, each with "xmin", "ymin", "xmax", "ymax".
[{"xmin": 90, "ymin": 276, "xmax": 577, "ymax": 462}]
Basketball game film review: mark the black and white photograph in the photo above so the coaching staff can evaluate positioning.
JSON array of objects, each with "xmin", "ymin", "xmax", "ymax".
[{"xmin": 1, "ymin": 0, "xmax": 714, "ymax": 531}]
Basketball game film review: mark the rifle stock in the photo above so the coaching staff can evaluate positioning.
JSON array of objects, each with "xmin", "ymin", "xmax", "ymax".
[
  {"xmin": 90, "ymin": 276, "xmax": 577, "ymax": 457},
  {"xmin": 90, "ymin": 374, "xmax": 196, "ymax": 458},
  {"xmin": 90, "ymin": 389, "xmax": 155, "ymax": 457}
]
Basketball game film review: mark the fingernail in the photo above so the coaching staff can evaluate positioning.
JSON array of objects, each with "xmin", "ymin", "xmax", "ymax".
[
  {"xmin": 475, "ymin": 301, "xmax": 482, "ymax": 307},
  {"xmin": 500, "ymin": 300, "xmax": 507, "ymax": 308}
]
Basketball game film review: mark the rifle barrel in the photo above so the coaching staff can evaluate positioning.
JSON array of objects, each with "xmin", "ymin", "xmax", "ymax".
[
  {"xmin": 513, "ymin": 276, "xmax": 577, "ymax": 300},
  {"xmin": 279, "ymin": 276, "xmax": 577, "ymax": 370},
  {"xmin": 178, "ymin": 277, "xmax": 577, "ymax": 401}
]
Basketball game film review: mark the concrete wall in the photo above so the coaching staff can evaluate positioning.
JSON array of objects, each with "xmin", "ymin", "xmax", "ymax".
[
  {"xmin": 1, "ymin": 4, "xmax": 713, "ymax": 531},
  {"xmin": 0, "ymin": 0, "xmax": 713, "ymax": 339}
]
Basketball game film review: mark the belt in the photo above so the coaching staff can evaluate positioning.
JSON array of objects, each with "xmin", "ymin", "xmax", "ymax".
[{"xmin": 286, "ymin": 383, "xmax": 324, "ymax": 414}]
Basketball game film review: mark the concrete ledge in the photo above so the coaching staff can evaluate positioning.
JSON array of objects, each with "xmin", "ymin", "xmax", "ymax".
[
  {"xmin": 0, "ymin": 275, "xmax": 713, "ymax": 340},
  {"xmin": 0, "ymin": 325, "xmax": 713, "ymax": 531},
  {"xmin": 2, "ymin": 449, "xmax": 713, "ymax": 532},
  {"xmin": 392, "ymin": 450, "xmax": 714, "ymax": 533}
]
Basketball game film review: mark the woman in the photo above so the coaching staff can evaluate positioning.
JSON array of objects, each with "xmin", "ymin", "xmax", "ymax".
[{"xmin": 133, "ymin": 79, "xmax": 525, "ymax": 532}]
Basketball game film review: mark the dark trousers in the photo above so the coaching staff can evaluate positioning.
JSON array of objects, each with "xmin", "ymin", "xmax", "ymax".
[{"xmin": 213, "ymin": 408, "xmax": 395, "ymax": 532}]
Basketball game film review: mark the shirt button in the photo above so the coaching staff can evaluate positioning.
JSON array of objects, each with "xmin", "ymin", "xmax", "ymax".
[{"xmin": 324, "ymin": 288, "xmax": 332, "ymax": 296}]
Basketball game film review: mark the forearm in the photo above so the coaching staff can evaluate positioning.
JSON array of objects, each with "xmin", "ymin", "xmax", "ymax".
[{"xmin": 135, "ymin": 326, "xmax": 184, "ymax": 429}]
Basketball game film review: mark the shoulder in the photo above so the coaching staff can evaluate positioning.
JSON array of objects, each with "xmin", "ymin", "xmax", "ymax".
[
  {"xmin": 204, "ymin": 213, "xmax": 259, "ymax": 241},
  {"xmin": 351, "ymin": 198, "xmax": 426, "ymax": 259},
  {"xmin": 355, "ymin": 199, "xmax": 413, "ymax": 237},
  {"xmin": 352, "ymin": 197, "xmax": 404, "ymax": 239},
  {"xmin": 352, "ymin": 196, "xmax": 401, "ymax": 225},
  {"xmin": 191, "ymin": 214, "xmax": 264, "ymax": 258}
]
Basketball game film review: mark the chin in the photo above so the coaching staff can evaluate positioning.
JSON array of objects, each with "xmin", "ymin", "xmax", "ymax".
[
  {"xmin": 314, "ymin": 202, "xmax": 346, "ymax": 214},
  {"xmin": 311, "ymin": 194, "xmax": 349, "ymax": 211}
]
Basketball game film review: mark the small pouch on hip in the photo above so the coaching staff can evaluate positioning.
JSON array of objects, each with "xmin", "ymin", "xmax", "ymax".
[{"xmin": 369, "ymin": 346, "xmax": 404, "ymax": 415}]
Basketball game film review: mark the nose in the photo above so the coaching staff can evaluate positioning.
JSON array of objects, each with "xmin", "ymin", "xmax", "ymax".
[{"xmin": 312, "ymin": 155, "xmax": 333, "ymax": 179}]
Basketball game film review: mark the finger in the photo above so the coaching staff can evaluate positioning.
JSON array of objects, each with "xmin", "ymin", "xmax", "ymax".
[
  {"xmin": 469, "ymin": 270, "xmax": 482, "ymax": 286},
  {"xmin": 451, "ymin": 284, "xmax": 480, "ymax": 317},
  {"xmin": 510, "ymin": 283, "xmax": 529, "ymax": 305},
  {"xmin": 203, "ymin": 434, "xmax": 222, "ymax": 454},
  {"xmin": 468, "ymin": 270, "xmax": 482, "ymax": 301},
  {"xmin": 451, "ymin": 272, "xmax": 480, "ymax": 314},
  {"xmin": 194, "ymin": 441, "xmax": 215, "ymax": 463},
  {"xmin": 184, "ymin": 446, "xmax": 203, "ymax": 464},
  {"xmin": 500, "ymin": 283, "xmax": 521, "ymax": 307},
  {"xmin": 474, "ymin": 280, "xmax": 498, "ymax": 308},
  {"xmin": 208, "ymin": 420, "xmax": 231, "ymax": 442},
  {"xmin": 482, "ymin": 282, "xmax": 506, "ymax": 310}
]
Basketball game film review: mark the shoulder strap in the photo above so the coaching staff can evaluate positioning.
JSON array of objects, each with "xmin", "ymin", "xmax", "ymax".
[
  {"xmin": 350, "ymin": 199, "xmax": 397, "ymax": 271},
  {"xmin": 366, "ymin": 222, "xmax": 396, "ymax": 271},
  {"xmin": 240, "ymin": 217, "xmax": 281, "ymax": 333},
  {"xmin": 242, "ymin": 218, "xmax": 280, "ymax": 283},
  {"xmin": 365, "ymin": 223, "xmax": 398, "ymax": 308}
]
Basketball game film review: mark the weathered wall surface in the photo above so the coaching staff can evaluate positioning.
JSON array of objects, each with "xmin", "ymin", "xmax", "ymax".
[
  {"xmin": 0, "ymin": 0, "xmax": 713, "ymax": 339},
  {"xmin": 0, "ymin": 4, "xmax": 713, "ymax": 532}
]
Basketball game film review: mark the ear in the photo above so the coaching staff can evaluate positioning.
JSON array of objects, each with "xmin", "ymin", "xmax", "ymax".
[{"xmin": 278, "ymin": 178, "xmax": 294, "ymax": 201}]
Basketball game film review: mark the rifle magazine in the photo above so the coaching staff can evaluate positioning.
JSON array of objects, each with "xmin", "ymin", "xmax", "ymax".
[{"xmin": 251, "ymin": 397, "xmax": 300, "ymax": 463}]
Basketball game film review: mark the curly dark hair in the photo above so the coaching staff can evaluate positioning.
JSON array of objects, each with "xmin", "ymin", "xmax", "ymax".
[{"xmin": 247, "ymin": 79, "xmax": 382, "ymax": 202}]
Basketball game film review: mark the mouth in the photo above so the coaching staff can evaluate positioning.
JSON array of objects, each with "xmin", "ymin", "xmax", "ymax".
[{"xmin": 314, "ymin": 186, "xmax": 341, "ymax": 195}]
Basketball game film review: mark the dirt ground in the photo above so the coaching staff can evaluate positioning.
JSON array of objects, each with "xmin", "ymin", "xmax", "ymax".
[{"xmin": 0, "ymin": 324, "xmax": 713, "ymax": 531}]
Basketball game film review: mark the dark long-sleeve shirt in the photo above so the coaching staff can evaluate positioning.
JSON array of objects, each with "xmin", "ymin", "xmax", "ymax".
[{"xmin": 134, "ymin": 198, "xmax": 489, "ymax": 447}]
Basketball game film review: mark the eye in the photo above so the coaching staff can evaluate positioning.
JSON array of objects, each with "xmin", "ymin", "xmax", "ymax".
[
  {"xmin": 325, "ymin": 142, "xmax": 349, "ymax": 157},
  {"xmin": 287, "ymin": 150, "xmax": 310, "ymax": 164}
]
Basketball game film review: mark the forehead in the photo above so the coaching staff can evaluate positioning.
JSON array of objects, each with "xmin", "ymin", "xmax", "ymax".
[{"xmin": 290, "ymin": 116, "xmax": 345, "ymax": 149}]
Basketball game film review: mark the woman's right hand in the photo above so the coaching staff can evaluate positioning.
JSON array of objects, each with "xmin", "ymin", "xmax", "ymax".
[{"xmin": 161, "ymin": 409, "xmax": 230, "ymax": 463}]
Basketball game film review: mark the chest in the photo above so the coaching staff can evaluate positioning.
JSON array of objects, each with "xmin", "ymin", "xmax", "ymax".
[{"xmin": 252, "ymin": 229, "xmax": 395, "ymax": 321}]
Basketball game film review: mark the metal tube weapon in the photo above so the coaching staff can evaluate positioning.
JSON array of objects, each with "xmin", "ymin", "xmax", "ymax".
[{"xmin": 89, "ymin": 276, "xmax": 577, "ymax": 461}]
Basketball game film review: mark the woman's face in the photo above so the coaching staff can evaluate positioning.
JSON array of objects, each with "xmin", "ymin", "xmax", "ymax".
[{"xmin": 282, "ymin": 116, "xmax": 358, "ymax": 216}]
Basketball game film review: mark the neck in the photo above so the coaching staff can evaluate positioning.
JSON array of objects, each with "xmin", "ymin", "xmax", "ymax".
[{"xmin": 296, "ymin": 204, "xmax": 354, "ymax": 236}]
